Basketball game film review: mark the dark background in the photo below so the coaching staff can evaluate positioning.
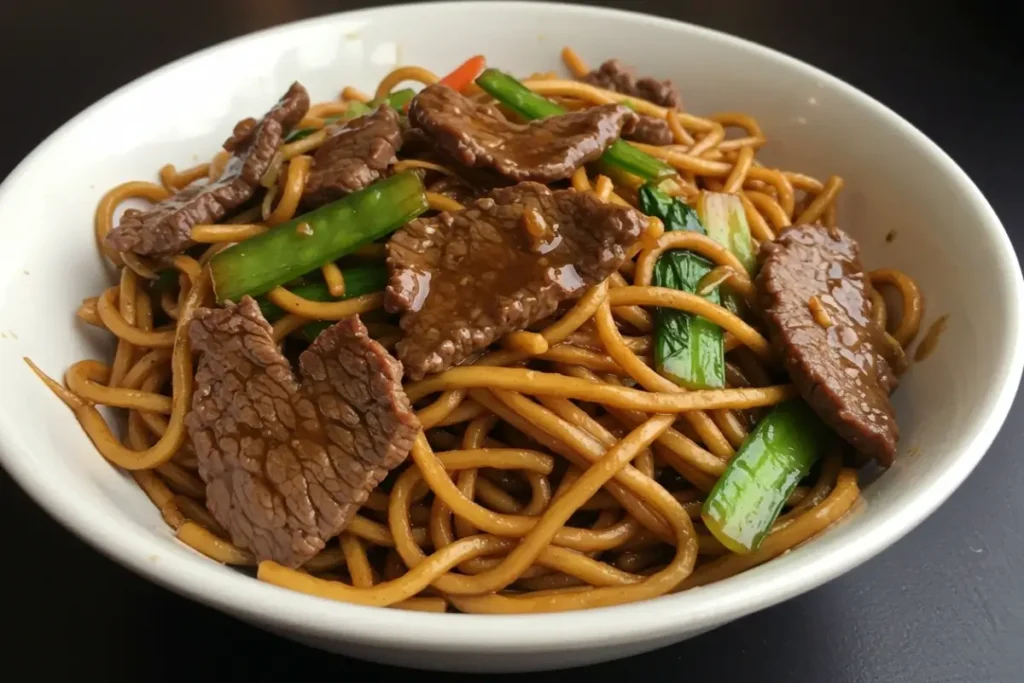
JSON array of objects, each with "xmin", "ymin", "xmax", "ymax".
[{"xmin": 1, "ymin": 1, "xmax": 1021, "ymax": 680}]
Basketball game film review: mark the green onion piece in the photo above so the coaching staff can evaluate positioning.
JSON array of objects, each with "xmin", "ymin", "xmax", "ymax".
[
  {"xmin": 476, "ymin": 69, "xmax": 564, "ymax": 118},
  {"xmin": 151, "ymin": 269, "xmax": 179, "ymax": 294},
  {"xmin": 640, "ymin": 183, "xmax": 704, "ymax": 233},
  {"xmin": 653, "ymin": 252, "xmax": 725, "ymax": 389},
  {"xmin": 377, "ymin": 88, "xmax": 415, "ymax": 111},
  {"xmin": 209, "ymin": 171, "xmax": 426, "ymax": 303},
  {"xmin": 701, "ymin": 400, "xmax": 829, "ymax": 553},
  {"xmin": 697, "ymin": 191, "xmax": 757, "ymax": 274},
  {"xmin": 640, "ymin": 184, "xmax": 725, "ymax": 390},
  {"xmin": 696, "ymin": 190, "xmax": 756, "ymax": 315}
]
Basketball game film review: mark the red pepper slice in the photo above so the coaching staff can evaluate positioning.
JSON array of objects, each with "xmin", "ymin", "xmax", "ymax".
[{"xmin": 402, "ymin": 55, "xmax": 487, "ymax": 112}]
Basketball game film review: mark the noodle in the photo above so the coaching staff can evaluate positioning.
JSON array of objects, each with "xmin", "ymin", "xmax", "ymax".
[
  {"xmin": 33, "ymin": 268, "xmax": 210, "ymax": 470},
  {"xmin": 265, "ymin": 288, "xmax": 383, "ymax": 320},
  {"xmin": 571, "ymin": 167, "xmax": 593, "ymax": 192},
  {"xmin": 742, "ymin": 190, "xmax": 787, "ymax": 234},
  {"xmin": 175, "ymin": 494, "xmax": 228, "ymax": 536},
  {"xmin": 667, "ymin": 110, "xmax": 695, "ymax": 146},
  {"xmin": 321, "ymin": 262, "xmax": 347, "ymax": 297},
  {"xmin": 634, "ymin": 231, "xmax": 750, "ymax": 285},
  {"xmin": 690, "ymin": 124, "xmax": 725, "ymax": 158},
  {"xmin": 723, "ymin": 146, "xmax": 755, "ymax": 193},
  {"xmin": 121, "ymin": 252, "xmax": 161, "ymax": 280},
  {"xmin": 710, "ymin": 112, "xmax": 764, "ymax": 139},
  {"xmin": 65, "ymin": 360, "xmax": 172, "ymax": 413},
  {"xmin": 34, "ymin": 46, "xmax": 926, "ymax": 616},
  {"xmin": 522, "ymin": 79, "xmax": 714, "ymax": 133},
  {"xmin": 407, "ymin": 366, "xmax": 793, "ymax": 413},
  {"xmin": 375, "ymin": 66, "xmax": 440, "ymax": 100},
  {"xmin": 265, "ymin": 155, "xmax": 312, "ymax": 226},
  {"xmin": 191, "ymin": 224, "xmax": 268, "ymax": 243},
  {"xmin": 503, "ymin": 330, "xmax": 549, "ymax": 355},
  {"xmin": 718, "ymin": 136, "xmax": 766, "ymax": 151},
  {"xmin": 133, "ymin": 469, "xmax": 185, "ymax": 529},
  {"xmin": 560, "ymin": 46, "xmax": 590, "ymax": 78},
  {"xmin": 393, "ymin": 159, "xmax": 455, "ymax": 176},
  {"xmin": 870, "ymin": 268, "xmax": 924, "ymax": 347},
  {"xmin": 341, "ymin": 86, "xmax": 370, "ymax": 103},
  {"xmin": 537, "ymin": 344, "xmax": 627, "ymax": 376},
  {"xmin": 107, "ymin": 266, "xmax": 139, "ymax": 387},
  {"xmin": 177, "ymin": 522, "xmax": 255, "ymax": 565},
  {"xmin": 425, "ymin": 192, "xmax": 465, "ymax": 213},
  {"xmin": 159, "ymin": 161, "xmax": 210, "ymax": 191},
  {"xmin": 794, "ymin": 175, "xmax": 844, "ymax": 225},
  {"xmin": 606, "ymin": 287, "xmax": 773, "ymax": 360},
  {"xmin": 157, "ymin": 462, "xmax": 205, "ymax": 499},
  {"xmin": 76, "ymin": 297, "xmax": 103, "ymax": 327},
  {"xmin": 593, "ymin": 175, "xmax": 614, "ymax": 202}
]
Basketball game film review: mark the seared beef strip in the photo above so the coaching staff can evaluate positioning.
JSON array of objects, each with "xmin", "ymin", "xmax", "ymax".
[
  {"xmin": 401, "ymin": 127, "xmax": 511, "ymax": 196},
  {"xmin": 627, "ymin": 115, "xmax": 674, "ymax": 146},
  {"xmin": 223, "ymin": 118, "xmax": 259, "ymax": 153},
  {"xmin": 580, "ymin": 59, "xmax": 681, "ymax": 146},
  {"xmin": 106, "ymin": 83, "xmax": 309, "ymax": 257},
  {"xmin": 756, "ymin": 224, "xmax": 899, "ymax": 465},
  {"xmin": 407, "ymin": 84, "xmax": 638, "ymax": 183},
  {"xmin": 581, "ymin": 59, "xmax": 682, "ymax": 108},
  {"xmin": 386, "ymin": 182, "xmax": 644, "ymax": 380},
  {"xmin": 302, "ymin": 105, "xmax": 403, "ymax": 207},
  {"xmin": 185, "ymin": 298, "xmax": 419, "ymax": 567}
]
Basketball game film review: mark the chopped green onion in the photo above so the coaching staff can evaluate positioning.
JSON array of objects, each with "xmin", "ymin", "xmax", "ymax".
[
  {"xmin": 151, "ymin": 269, "xmax": 179, "ymax": 294},
  {"xmin": 695, "ymin": 191, "xmax": 756, "ymax": 315},
  {"xmin": 210, "ymin": 171, "xmax": 426, "ymax": 303},
  {"xmin": 640, "ymin": 184, "xmax": 725, "ymax": 390},
  {"xmin": 640, "ymin": 183, "xmax": 704, "ymax": 233},
  {"xmin": 697, "ymin": 191, "xmax": 756, "ymax": 275},
  {"xmin": 653, "ymin": 251, "xmax": 725, "ymax": 389},
  {"xmin": 379, "ymin": 88, "xmax": 415, "ymax": 111},
  {"xmin": 701, "ymin": 399, "xmax": 829, "ymax": 553}
]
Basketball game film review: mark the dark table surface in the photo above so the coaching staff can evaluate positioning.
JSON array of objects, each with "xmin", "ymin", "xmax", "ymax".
[{"xmin": 2, "ymin": 0, "xmax": 1022, "ymax": 680}]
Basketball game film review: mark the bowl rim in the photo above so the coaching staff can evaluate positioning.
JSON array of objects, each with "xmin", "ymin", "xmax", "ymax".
[{"xmin": 1, "ymin": 0, "xmax": 1021, "ymax": 653}]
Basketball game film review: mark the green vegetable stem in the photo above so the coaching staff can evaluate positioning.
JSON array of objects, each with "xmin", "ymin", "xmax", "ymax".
[
  {"xmin": 701, "ymin": 399, "xmax": 829, "ymax": 553},
  {"xmin": 640, "ymin": 184, "xmax": 726, "ymax": 390},
  {"xmin": 209, "ymin": 171, "xmax": 427, "ymax": 303},
  {"xmin": 697, "ymin": 191, "xmax": 756, "ymax": 275}
]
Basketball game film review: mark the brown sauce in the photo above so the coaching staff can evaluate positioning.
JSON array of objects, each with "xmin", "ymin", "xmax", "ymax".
[{"xmin": 913, "ymin": 314, "xmax": 949, "ymax": 362}]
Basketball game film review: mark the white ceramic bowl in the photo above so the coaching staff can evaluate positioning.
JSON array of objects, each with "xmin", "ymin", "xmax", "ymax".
[{"xmin": 0, "ymin": 1, "xmax": 1020, "ymax": 672}]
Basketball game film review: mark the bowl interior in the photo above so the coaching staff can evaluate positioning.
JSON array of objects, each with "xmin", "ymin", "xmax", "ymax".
[{"xmin": 0, "ymin": 1, "xmax": 1019, "ymax": 656}]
